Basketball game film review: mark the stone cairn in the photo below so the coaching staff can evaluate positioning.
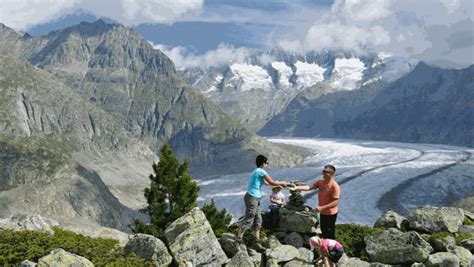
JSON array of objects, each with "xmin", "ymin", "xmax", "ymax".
[{"xmin": 286, "ymin": 181, "xmax": 308, "ymax": 212}]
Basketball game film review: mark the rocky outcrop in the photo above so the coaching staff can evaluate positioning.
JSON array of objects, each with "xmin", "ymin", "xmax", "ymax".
[
  {"xmin": 452, "ymin": 246, "xmax": 473, "ymax": 267},
  {"xmin": 425, "ymin": 252, "xmax": 460, "ymax": 267},
  {"xmin": 37, "ymin": 249, "xmax": 93, "ymax": 267},
  {"xmin": 374, "ymin": 210, "xmax": 409, "ymax": 231},
  {"xmin": 277, "ymin": 207, "xmax": 318, "ymax": 234},
  {"xmin": 460, "ymin": 239, "xmax": 474, "ymax": 253},
  {"xmin": 164, "ymin": 207, "xmax": 228, "ymax": 266},
  {"xmin": 0, "ymin": 213, "xmax": 59, "ymax": 235},
  {"xmin": 266, "ymin": 244, "xmax": 300, "ymax": 263},
  {"xmin": 364, "ymin": 228, "xmax": 434, "ymax": 264},
  {"xmin": 124, "ymin": 234, "xmax": 172, "ymax": 266},
  {"xmin": 430, "ymin": 236, "xmax": 456, "ymax": 252},
  {"xmin": 408, "ymin": 206, "xmax": 465, "ymax": 233}
]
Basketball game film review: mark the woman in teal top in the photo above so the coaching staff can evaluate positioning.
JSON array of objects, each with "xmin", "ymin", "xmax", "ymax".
[{"xmin": 237, "ymin": 155, "xmax": 288, "ymax": 251}]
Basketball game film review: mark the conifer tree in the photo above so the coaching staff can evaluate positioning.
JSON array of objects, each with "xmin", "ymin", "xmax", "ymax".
[
  {"xmin": 134, "ymin": 144, "xmax": 199, "ymax": 238},
  {"xmin": 202, "ymin": 199, "xmax": 233, "ymax": 238}
]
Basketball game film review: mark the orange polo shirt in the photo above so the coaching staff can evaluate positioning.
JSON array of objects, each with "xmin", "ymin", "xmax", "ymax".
[{"xmin": 313, "ymin": 179, "xmax": 340, "ymax": 215}]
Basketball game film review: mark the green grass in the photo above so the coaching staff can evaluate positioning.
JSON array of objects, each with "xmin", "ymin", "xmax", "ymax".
[
  {"xmin": 0, "ymin": 227, "xmax": 153, "ymax": 266},
  {"xmin": 335, "ymin": 224, "xmax": 385, "ymax": 259}
]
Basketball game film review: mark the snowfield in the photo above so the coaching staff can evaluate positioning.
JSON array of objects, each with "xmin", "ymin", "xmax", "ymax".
[{"xmin": 197, "ymin": 138, "xmax": 473, "ymax": 225}]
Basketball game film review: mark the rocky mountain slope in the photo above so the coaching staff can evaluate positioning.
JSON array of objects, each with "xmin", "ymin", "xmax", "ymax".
[
  {"xmin": 181, "ymin": 49, "xmax": 415, "ymax": 131},
  {"xmin": 0, "ymin": 20, "xmax": 303, "ymax": 177},
  {"xmin": 0, "ymin": 52, "xmax": 152, "ymax": 232},
  {"xmin": 260, "ymin": 62, "xmax": 474, "ymax": 148}
]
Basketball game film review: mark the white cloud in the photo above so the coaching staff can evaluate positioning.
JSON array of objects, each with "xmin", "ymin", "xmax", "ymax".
[
  {"xmin": 0, "ymin": 0, "xmax": 204, "ymax": 30},
  {"xmin": 303, "ymin": 23, "xmax": 390, "ymax": 53},
  {"xmin": 152, "ymin": 43, "xmax": 256, "ymax": 69},
  {"xmin": 275, "ymin": 0, "xmax": 474, "ymax": 68},
  {"xmin": 0, "ymin": 0, "xmax": 77, "ymax": 30}
]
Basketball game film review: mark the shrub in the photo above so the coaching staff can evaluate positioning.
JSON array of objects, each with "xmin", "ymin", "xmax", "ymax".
[
  {"xmin": 202, "ymin": 199, "xmax": 233, "ymax": 238},
  {"xmin": 335, "ymin": 223, "xmax": 384, "ymax": 258},
  {"xmin": 0, "ymin": 227, "xmax": 153, "ymax": 266}
]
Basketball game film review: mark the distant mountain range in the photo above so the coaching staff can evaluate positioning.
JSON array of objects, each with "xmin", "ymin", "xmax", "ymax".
[
  {"xmin": 181, "ymin": 49, "xmax": 416, "ymax": 131},
  {"xmin": 180, "ymin": 49, "xmax": 472, "ymax": 148}
]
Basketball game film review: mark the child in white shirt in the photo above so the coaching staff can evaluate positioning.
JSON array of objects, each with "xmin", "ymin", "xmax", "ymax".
[{"xmin": 269, "ymin": 186, "xmax": 286, "ymax": 227}]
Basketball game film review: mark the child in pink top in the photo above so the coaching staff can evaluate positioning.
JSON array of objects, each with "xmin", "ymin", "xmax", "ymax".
[{"xmin": 309, "ymin": 236, "xmax": 344, "ymax": 267}]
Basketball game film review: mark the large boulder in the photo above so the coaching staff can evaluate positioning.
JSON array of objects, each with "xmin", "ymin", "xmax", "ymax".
[
  {"xmin": 460, "ymin": 239, "xmax": 474, "ymax": 253},
  {"xmin": 282, "ymin": 260, "xmax": 314, "ymax": 267},
  {"xmin": 219, "ymin": 233, "xmax": 245, "ymax": 258},
  {"xmin": 20, "ymin": 260, "xmax": 37, "ymax": 267},
  {"xmin": 337, "ymin": 254, "xmax": 371, "ymax": 267},
  {"xmin": 296, "ymin": 247, "xmax": 314, "ymax": 263},
  {"xmin": 226, "ymin": 250, "xmax": 261, "ymax": 267},
  {"xmin": 284, "ymin": 232, "xmax": 304, "ymax": 248},
  {"xmin": 278, "ymin": 208, "xmax": 318, "ymax": 234},
  {"xmin": 0, "ymin": 213, "xmax": 59, "ymax": 235},
  {"xmin": 451, "ymin": 246, "xmax": 473, "ymax": 267},
  {"xmin": 425, "ymin": 252, "xmax": 460, "ymax": 267},
  {"xmin": 457, "ymin": 225, "xmax": 474, "ymax": 235},
  {"xmin": 266, "ymin": 244, "xmax": 300, "ymax": 263},
  {"xmin": 407, "ymin": 206, "xmax": 464, "ymax": 233},
  {"xmin": 164, "ymin": 207, "xmax": 228, "ymax": 266},
  {"xmin": 430, "ymin": 236, "xmax": 456, "ymax": 252},
  {"xmin": 124, "ymin": 234, "xmax": 172, "ymax": 266},
  {"xmin": 364, "ymin": 228, "xmax": 433, "ymax": 264},
  {"xmin": 374, "ymin": 211, "xmax": 409, "ymax": 231},
  {"xmin": 37, "ymin": 248, "xmax": 93, "ymax": 267}
]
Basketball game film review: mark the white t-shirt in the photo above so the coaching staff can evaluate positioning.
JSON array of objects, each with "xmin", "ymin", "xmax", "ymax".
[{"xmin": 270, "ymin": 191, "xmax": 285, "ymax": 205}]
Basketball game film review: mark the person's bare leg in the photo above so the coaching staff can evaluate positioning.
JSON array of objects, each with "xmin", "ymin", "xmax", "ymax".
[
  {"xmin": 253, "ymin": 228, "xmax": 260, "ymax": 240},
  {"xmin": 237, "ymin": 227, "xmax": 245, "ymax": 239},
  {"xmin": 322, "ymin": 256, "xmax": 330, "ymax": 267}
]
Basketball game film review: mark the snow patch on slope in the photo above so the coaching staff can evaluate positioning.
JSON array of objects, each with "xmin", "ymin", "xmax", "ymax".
[
  {"xmin": 294, "ymin": 61, "xmax": 326, "ymax": 89},
  {"xmin": 271, "ymin": 61, "xmax": 293, "ymax": 88},
  {"xmin": 229, "ymin": 63, "xmax": 273, "ymax": 91},
  {"xmin": 331, "ymin": 58, "xmax": 366, "ymax": 90}
]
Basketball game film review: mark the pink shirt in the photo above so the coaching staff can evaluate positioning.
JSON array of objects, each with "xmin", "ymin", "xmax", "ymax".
[{"xmin": 321, "ymin": 239, "xmax": 343, "ymax": 251}]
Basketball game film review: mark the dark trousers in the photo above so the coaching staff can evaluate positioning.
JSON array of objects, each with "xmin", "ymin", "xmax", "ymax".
[{"xmin": 320, "ymin": 213, "xmax": 338, "ymax": 239}]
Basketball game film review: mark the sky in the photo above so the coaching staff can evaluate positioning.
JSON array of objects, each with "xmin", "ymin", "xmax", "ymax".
[{"xmin": 0, "ymin": 0, "xmax": 473, "ymax": 68}]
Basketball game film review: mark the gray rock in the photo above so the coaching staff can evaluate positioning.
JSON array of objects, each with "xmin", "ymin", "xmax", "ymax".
[
  {"xmin": 124, "ymin": 234, "xmax": 172, "ymax": 266},
  {"xmin": 451, "ymin": 246, "xmax": 473, "ymax": 267},
  {"xmin": 266, "ymin": 244, "xmax": 300, "ymax": 263},
  {"xmin": 425, "ymin": 252, "xmax": 460, "ymax": 267},
  {"xmin": 374, "ymin": 211, "xmax": 409, "ymax": 231},
  {"xmin": 165, "ymin": 207, "xmax": 228, "ymax": 266},
  {"xmin": 278, "ymin": 208, "xmax": 318, "ymax": 234},
  {"xmin": 430, "ymin": 236, "xmax": 456, "ymax": 252},
  {"xmin": 284, "ymin": 232, "xmax": 304, "ymax": 248},
  {"xmin": 37, "ymin": 248, "xmax": 93, "ymax": 267},
  {"xmin": 0, "ymin": 214, "xmax": 59, "ymax": 235},
  {"xmin": 408, "ymin": 206, "xmax": 464, "ymax": 233},
  {"xmin": 296, "ymin": 247, "xmax": 314, "ymax": 263},
  {"xmin": 220, "ymin": 233, "xmax": 246, "ymax": 258},
  {"xmin": 226, "ymin": 250, "xmax": 258, "ymax": 267},
  {"xmin": 266, "ymin": 259, "xmax": 280, "ymax": 267},
  {"xmin": 460, "ymin": 239, "xmax": 474, "ymax": 253},
  {"xmin": 283, "ymin": 260, "xmax": 314, "ymax": 267},
  {"xmin": 337, "ymin": 256, "xmax": 371, "ymax": 267},
  {"xmin": 266, "ymin": 234, "xmax": 282, "ymax": 249},
  {"xmin": 365, "ymin": 228, "xmax": 433, "ymax": 264},
  {"xmin": 458, "ymin": 225, "xmax": 474, "ymax": 235},
  {"xmin": 410, "ymin": 263, "xmax": 425, "ymax": 267},
  {"xmin": 20, "ymin": 260, "xmax": 37, "ymax": 267}
]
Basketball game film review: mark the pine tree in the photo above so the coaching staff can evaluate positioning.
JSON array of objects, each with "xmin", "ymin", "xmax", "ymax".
[
  {"xmin": 134, "ymin": 144, "xmax": 199, "ymax": 238},
  {"xmin": 202, "ymin": 199, "xmax": 233, "ymax": 238}
]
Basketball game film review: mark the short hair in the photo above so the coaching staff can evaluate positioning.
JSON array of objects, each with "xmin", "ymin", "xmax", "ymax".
[
  {"xmin": 256, "ymin": 155, "xmax": 268, "ymax": 167},
  {"xmin": 324, "ymin": 165, "xmax": 336, "ymax": 173}
]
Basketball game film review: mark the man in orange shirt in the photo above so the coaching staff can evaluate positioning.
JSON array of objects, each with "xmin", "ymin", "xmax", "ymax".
[{"xmin": 290, "ymin": 165, "xmax": 340, "ymax": 239}]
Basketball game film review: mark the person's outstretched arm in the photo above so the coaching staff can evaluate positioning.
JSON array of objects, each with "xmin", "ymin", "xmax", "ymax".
[
  {"xmin": 291, "ymin": 183, "xmax": 316, "ymax": 191},
  {"xmin": 263, "ymin": 175, "xmax": 288, "ymax": 187}
]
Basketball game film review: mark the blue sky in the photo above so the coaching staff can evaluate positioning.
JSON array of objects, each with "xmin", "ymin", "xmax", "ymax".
[{"xmin": 1, "ymin": 0, "xmax": 472, "ymax": 68}]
